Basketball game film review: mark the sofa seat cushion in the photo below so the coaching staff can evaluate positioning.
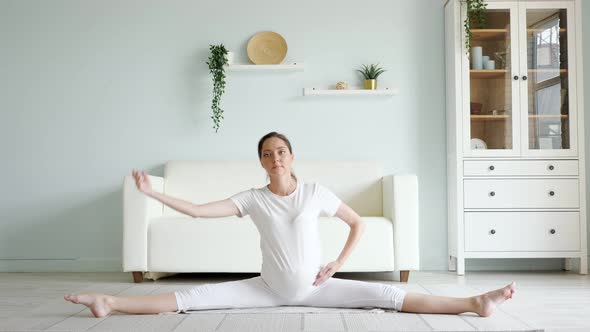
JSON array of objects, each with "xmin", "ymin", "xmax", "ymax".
[{"xmin": 148, "ymin": 216, "xmax": 394, "ymax": 272}]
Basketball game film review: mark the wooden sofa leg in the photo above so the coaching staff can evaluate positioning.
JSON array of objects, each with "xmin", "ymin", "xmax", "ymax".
[
  {"xmin": 132, "ymin": 272, "xmax": 144, "ymax": 283},
  {"xmin": 400, "ymin": 270, "xmax": 410, "ymax": 283}
]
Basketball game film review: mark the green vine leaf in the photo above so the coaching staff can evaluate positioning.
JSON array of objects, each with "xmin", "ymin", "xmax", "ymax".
[
  {"xmin": 463, "ymin": 0, "xmax": 488, "ymax": 55},
  {"xmin": 206, "ymin": 44, "xmax": 228, "ymax": 133}
]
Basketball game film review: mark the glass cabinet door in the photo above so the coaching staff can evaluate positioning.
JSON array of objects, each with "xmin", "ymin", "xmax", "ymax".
[
  {"xmin": 519, "ymin": 2, "xmax": 577, "ymax": 156},
  {"xmin": 466, "ymin": 2, "xmax": 520, "ymax": 156}
]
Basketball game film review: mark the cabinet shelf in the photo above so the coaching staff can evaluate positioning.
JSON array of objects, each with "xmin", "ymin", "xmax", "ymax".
[
  {"xmin": 470, "ymin": 70, "xmax": 507, "ymax": 79},
  {"xmin": 471, "ymin": 114, "xmax": 569, "ymax": 121},
  {"xmin": 528, "ymin": 69, "xmax": 568, "ymax": 75},
  {"xmin": 471, "ymin": 115, "xmax": 511, "ymax": 121},
  {"xmin": 471, "ymin": 29, "xmax": 507, "ymax": 41},
  {"xmin": 471, "ymin": 28, "xmax": 566, "ymax": 41},
  {"xmin": 528, "ymin": 28, "xmax": 566, "ymax": 33},
  {"xmin": 470, "ymin": 69, "xmax": 567, "ymax": 79},
  {"xmin": 303, "ymin": 87, "xmax": 398, "ymax": 96},
  {"xmin": 225, "ymin": 63, "xmax": 304, "ymax": 71},
  {"xmin": 529, "ymin": 114, "xmax": 569, "ymax": 119}
]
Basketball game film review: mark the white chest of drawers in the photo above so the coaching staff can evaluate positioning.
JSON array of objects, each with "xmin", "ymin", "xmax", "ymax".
[
  {"xmin": 449, "ymin": 158, "xmax": 587, "ymax": 275},
  {"xmin": 445, "ymin": 0, "xmax": 587, "ymax": 275}
]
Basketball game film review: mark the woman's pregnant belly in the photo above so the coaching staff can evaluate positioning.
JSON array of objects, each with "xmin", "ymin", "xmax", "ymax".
[
  {"xmin": 257, "ymin": 210, "xmax": 324, "ymax": 300},
  {"xmin": 261, "ymin": 264, "xmax": 321, "ymax": 301}
]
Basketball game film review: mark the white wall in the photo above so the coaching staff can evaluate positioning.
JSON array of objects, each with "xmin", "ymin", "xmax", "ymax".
[{"xmin": 0, "ymin": 0, "xmax": 587, "ymax": 272}]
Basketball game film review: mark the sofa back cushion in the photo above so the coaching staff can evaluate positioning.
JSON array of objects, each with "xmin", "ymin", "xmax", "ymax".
[{"xmin": 162, "ymin": 160, "xmax": 383, "ymax": 217}]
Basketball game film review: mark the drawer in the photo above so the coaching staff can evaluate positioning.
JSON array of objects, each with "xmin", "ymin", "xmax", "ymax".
[
  {"xmin": 464, "ymin": 179, "xmax": 579, "ymax": 209},
  {"xmin": 464, "ymin": 211, "xmax": 580, "ymax": 252},
  {"xmin": 464, "ymin": 160, "xmax": 578, "ymax": 177}
]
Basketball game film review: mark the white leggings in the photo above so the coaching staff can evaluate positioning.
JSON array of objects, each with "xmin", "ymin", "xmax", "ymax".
[{"xmin": 174, "ymin": 276, "xmax": 406, "ymax": 312}]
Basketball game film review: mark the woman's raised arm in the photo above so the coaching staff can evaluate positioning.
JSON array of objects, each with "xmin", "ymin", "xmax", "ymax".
[{"xmin": 132, "ymin": 169, "xmax": 240, "ymax": 218}]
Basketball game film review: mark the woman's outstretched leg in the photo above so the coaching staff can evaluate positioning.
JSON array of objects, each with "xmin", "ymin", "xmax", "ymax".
[
  {"xmin": 401, "ymin": 281, "xmax": 516, "ymax": 316},
  {"xmin": 64, "ymin": 293, "xmax": 177, "ymax": 317},
  {"xmin": 64, "ymin": 276, "xmax": 284, "ymax": 317},
  {"xmin": 301, "ymin": 277, "xmax": 515, "ymax": 317}
]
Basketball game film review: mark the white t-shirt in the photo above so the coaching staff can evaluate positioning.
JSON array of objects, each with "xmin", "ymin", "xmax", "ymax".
[{"xmin": 229, "ymin": 181, "xmax": 342, "ymax": 300}]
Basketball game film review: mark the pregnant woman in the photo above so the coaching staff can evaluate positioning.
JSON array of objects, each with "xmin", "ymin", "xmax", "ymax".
[{"xmin": 65, "ymin": 131, "xmax": 516, "ymax": 318}]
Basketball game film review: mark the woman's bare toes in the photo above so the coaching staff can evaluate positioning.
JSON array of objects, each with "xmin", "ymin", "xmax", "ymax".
[
  {"xmin": 64, "ymin": 293, "xmax": 112, "ymax": 318},
  {"xmin": 477, "ymin": 281, "xmax": 516, "ymax": 317}
]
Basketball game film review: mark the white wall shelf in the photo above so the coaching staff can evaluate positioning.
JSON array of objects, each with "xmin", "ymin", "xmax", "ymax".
[
  {"xmin": 225, "ymin": 62, "xmax": 304, "ymax": 71},
  {"xmin": 303, "ymin": 87, "xmax": 398, "ymax": 96}
]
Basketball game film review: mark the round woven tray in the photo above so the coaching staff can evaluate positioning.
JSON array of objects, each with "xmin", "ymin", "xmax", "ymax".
[{"xmin": 246, "ymin": 31, "xmax": 288, "ymax": 65}]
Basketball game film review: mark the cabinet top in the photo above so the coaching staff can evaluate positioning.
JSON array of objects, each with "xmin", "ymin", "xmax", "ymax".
[{"xmin": 444, "ymin": 0, "xmax": 577, "ymax": 7}]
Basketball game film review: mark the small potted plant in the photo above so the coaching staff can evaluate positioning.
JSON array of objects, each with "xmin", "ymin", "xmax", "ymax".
[
  {"xmin": 357, "ymin": 63, "xmax": 386, "ymax": 90},
  {"xmin": 206, "ymin": 44, "xmax": 229, "ymax": 133}
]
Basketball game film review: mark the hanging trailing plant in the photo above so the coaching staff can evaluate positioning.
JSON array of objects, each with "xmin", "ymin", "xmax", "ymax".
[
  {"xmin": 464, "ymin": 0, "xmax": 488, "ymax": 54},
  {"xmin": 206, "ymin": 44, "xmax": 228, "ymax": 133}
]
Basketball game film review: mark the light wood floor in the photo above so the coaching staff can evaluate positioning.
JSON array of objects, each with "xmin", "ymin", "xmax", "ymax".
[{"xmin": 0, "ymin": 270, "xmax": 588, "ymax": 331}]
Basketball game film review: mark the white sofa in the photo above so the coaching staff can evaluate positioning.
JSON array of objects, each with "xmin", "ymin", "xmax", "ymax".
[{"xmin": 123, "ymin": 160, "xmax": 420, "ymax": 283}]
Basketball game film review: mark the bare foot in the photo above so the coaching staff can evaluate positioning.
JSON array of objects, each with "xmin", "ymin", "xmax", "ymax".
[
  {"xmin": 475, "ymin": 281, "xmax": 516, "ymax": 317},
  {"xmin": 64, "ymin": 293, "xmax": 113, "ymax": 318}
]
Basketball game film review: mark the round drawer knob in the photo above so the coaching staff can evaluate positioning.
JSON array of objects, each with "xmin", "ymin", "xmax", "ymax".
[
  {"xmin": 549, "ymin": 191, "xmax": 555, "ymax": 196},
  {"xmin": 513, "ymin": 75, "xmax": 519, "ymax": 80},
  {"xmin": 489, "ymin": 191, "xmax": 496, "ymax": 197},
  {"xmin": 550, "ymin": 229, "xmax": 556, "ymax": 234},
  {"xmin": 490, "ymin": 229, "xmax": 496, "ymax": 235},
  {"xmin": 489, "ymin": 165, "xmax": 495, "ymax": 171},
  {"xmin": 522, "ymin": 75, "xmax": 528, "ymax": 81},
  {"xmin": 548, "ymin": 165, "xmax": 555, "ymax": 171}
]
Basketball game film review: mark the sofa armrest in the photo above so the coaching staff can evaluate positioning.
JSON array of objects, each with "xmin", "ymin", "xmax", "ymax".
[
  {"xmin": 382, "ymin": 174, "xmax": 420, "ymax": 271},
  {"xmin": 122, "ymin": 174, "xmax": 164, "ymax": 272}
]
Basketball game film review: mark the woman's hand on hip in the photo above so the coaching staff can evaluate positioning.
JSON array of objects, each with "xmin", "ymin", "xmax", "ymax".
[{"xmin": 313, "ymin": 261, "xmax": 342, "ymax": 286}]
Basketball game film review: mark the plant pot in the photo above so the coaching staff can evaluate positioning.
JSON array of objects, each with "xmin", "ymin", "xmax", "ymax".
[
  {"xmin": 226, "ymin": 51, "xmax": 235, "ymax": 65},
  {"xmin": 364, "ymin": 79, "xmax": 377, "ymax": 90}
]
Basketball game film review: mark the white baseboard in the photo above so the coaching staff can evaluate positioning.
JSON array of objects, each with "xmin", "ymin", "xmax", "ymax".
[
  {"xmin": 1, "ymin": 256, "xmax": 587, "ymax": 273},
  {"xmin": 0, "ymin": 257, "xmax": 122, "ymax": 272}
]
